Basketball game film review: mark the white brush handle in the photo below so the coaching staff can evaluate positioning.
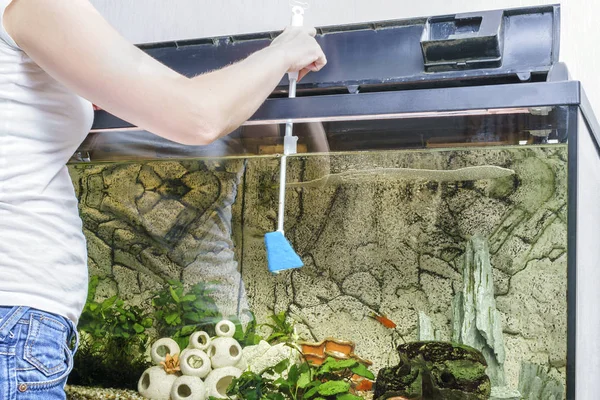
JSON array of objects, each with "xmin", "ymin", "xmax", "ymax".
[
  {"xmin": 288, "ymin": 5, "xmax": 305, "ymax": 82},
  {"xmin": 276, "ymin": 154, "xmax": 288, "ymax": 233},
  {"xmin": 276, "ymin": 5, "xmax": 305, "ymax": 233}
]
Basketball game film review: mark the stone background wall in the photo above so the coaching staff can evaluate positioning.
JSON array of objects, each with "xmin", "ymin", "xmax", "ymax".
[
  {"xmin": 68, "ymin": 144, "xmax": 568, "ymax": 395},
  {"xmin": 69, "ymin": 159, "xmax": 249, "ymax": 318}
]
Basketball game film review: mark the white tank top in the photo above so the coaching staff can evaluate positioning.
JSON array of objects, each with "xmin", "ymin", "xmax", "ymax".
[{"xmin": 0, "ymin": 0, "xmax": 93, "ymax": 323}]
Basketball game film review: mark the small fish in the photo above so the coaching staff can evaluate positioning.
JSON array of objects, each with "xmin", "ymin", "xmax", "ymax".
[{"xmin": 368, "ymin": 313, "xmax": 397, "ymax": 329}]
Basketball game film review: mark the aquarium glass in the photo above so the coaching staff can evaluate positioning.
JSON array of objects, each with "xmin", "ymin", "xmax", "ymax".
[
  {"xmin": 66, "ymin": 106, "xmax": 571, "ymax": 399},
  {"xmin": 575, "ymin": 110, "xmax": 600, "ymax": 398}
]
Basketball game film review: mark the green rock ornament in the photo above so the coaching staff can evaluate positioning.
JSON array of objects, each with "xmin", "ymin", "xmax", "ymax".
[{"xmin": 374, "ymin": 341, "xmax": 491, "ymax": 400}]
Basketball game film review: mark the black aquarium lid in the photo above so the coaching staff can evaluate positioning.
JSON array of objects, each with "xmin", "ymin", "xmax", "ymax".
[
  {"xmin": 92, "ymin": 4, "xmax": 560, "ymax": 130},
  {"xmin": 139, "ymin": 4, "xmax": 559, "ymax": 92}
]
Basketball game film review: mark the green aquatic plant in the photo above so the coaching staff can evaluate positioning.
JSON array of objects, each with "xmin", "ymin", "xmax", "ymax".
[
  {"xmin": 211, "ymin": 356, "xmax": 375, "ymax": 400},
  {"xmin": 231, "ymin": 311, "xmax": 263, "ymax": 347},
  {"xmin": 263, "ymin": 310, "xmax": 296, "ymax": 344},
  {"xmin": 231, "ymin": 310, "xmax": 296, "ymax": 347},
  {"xmin": 78, "ymin": 277, "xmax": 153, "ymax": 348},
  {"xmin": 230, "ymin": 310, "xmax": 298, "ymax": 348},
  {"xmin": 69, "ymin": 276, "xmax": 153, "ymax": 389},
  {"xmin": 152, "ymin": 279, "xmax": 222, "ymax": 349}
]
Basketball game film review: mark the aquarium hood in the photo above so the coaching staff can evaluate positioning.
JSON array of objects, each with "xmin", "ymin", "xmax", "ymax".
[
  {"xmin": 80, "ymin": 4, "xmax": 581, "ymax": 162},
  {"xmin": 74, "ymin": 6, "xmax": 600, "ymax": 399},
  {"xmin": 89, "ymin": 4, "xmax": 561, "ymax": 134}
]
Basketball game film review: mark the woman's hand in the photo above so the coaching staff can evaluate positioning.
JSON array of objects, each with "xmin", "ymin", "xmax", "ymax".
[{"xmin": 269, "ymin": 26, "xmax": 327, "ymax": 80}]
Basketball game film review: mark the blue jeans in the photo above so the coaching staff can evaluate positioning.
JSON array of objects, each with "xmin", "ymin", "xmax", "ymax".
[{"xmin": 0, "ymin": 306, "xmax": 78, "ymax": 400}]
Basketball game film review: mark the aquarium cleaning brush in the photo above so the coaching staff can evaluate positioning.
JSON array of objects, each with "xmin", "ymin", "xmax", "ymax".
[{"xmin": 264, "ymin": 3, "xmax": 307, "ymax": 274}]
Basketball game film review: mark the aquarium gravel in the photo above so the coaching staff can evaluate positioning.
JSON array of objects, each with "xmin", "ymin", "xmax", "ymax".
[{"xmin": 66, "ymin": 385, "xmax": 145, "ymax": 400}]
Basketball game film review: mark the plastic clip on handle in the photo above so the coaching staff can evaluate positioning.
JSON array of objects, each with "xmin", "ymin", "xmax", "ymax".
[{"xmin": 276, "ymin": 5, "xmax": 305, "ymax": 233}]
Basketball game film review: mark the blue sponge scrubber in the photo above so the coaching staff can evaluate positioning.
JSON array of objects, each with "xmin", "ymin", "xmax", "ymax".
[{"xmin": 265, "ymin": 231, "xmax": 304, "ymax": 273}]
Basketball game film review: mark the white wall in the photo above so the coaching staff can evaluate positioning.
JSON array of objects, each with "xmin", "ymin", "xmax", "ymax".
[{"xmin": 89, "ymin": 0, "xmax": 600, "ymax": 114}]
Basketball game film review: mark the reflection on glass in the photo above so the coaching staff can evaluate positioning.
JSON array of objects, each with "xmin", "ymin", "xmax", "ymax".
[
  {"xmin": 73, "ymin": 106, "xmax": 568, "ymax": 163},
  {"xmin": 66, "ymin": 110, "xmax": 568, "ymax": 400}
]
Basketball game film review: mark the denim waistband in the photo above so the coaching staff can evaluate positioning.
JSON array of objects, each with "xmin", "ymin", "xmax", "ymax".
[
  {"xmin": 0, "ymin": 306, "xmax": 76, "ymax": 341},
  {"xmin": 0, "ymin": 306, "xmax": 29, "ymax": 342},
  {"xmin": 0, "ymin": 306, "xmax": 30, "ymax": 323}
]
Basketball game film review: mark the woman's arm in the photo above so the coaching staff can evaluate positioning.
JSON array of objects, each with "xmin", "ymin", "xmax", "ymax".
[{"xmin": 4, "ymin": 0, "xmax": 326, "ymax": 145}]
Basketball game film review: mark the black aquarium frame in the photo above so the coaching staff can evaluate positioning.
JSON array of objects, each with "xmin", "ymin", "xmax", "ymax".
[
  {"xmin": 92, "ymin": 80, "xmax": 578, "ymax": 130},
  {"xmin": 84, "ymin": 4, "xmax": 600, "ymax": 399}
]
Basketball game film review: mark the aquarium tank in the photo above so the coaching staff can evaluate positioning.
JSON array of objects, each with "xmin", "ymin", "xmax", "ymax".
[{"xmin": 63, "ymin": 4, "xmax": 600, "ymax": 400}]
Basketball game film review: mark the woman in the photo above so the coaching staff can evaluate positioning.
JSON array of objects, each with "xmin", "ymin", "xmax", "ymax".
[{"xmin": 0, "ymin": 0, "xmax": 327, "ymax": 397}]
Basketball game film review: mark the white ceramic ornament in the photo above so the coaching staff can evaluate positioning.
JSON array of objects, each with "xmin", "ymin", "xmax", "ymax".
[
  {"xmin": 180, "ymin": 348, "xmax": 212, "ymax": 379},
  {"xmin": 188, "ymin": 331, "xmax": 211, "ymax": 351},
  {"xmin": 170, "ymin": 375, "xmax": 206, "ymax": 400},
  {"xmin": 150, "ymin": 338, "xmax": 181, "ymax": 365},
  {"xmin": 208, "ymin": 337, "xmax": 242, "ymax": 368},
  {"xmin": 204, "ymin": 366, "xmax": 242, "ymax": 399},
  {"xmin": 138, "ymin": 366, "xmax": 178, "ymax": 400},
  {"xmin": 215, "ymin": 320, "xmax": 236, "ymax": 338}
]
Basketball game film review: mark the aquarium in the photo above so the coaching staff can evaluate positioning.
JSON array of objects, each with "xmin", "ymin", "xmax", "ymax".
[{"xmin": 63, "ymin": 4, "xmax": 600, "ymax": 400}]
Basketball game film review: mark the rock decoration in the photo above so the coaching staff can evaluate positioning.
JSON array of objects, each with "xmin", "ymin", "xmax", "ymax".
[
  {"xmin": 517, "ymin": 363, "xmax": 564, "ymax": 400},
  {"xmin": 300, "ymin": 337, "xmax": 374, "ymax": 392},
  {"xmin": 452, "ymin": 235, "xmax": 508, "ymax": 389},
  {"xmin": 417, "ymin": 312, "xmax": 441, "ymax": 342},
  {"xmin": 242, "ymin": 340, "xmax": 300, "ymax": 379},
  {"xmin": 490, "ymin": 386, "xmax": 522, "ymax": 400},
  {"xmin": 299, "ymin": 337, "xmax": 369, "ymax": 366},
  {"xmin": 138, "ymin": 320, "xmax": 243, "ymax": 400},
  {"xmin": 374, "ymin": 341, "xmax": 491, "ymax": 400}
]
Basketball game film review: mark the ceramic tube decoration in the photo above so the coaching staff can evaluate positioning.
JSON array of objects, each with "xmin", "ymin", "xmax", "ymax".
[
  {"xmin": 150, "ymin": 338, "xmax": 181, "ymax": 365},
  {"xmin": 208, "ymin": 337, "xmax": 243, "ymax": 369},
  {"xmin": 204, "ymin": 366, "xmax": 243, "ymax": 399},
  {"xmin": 188, "ymin": 331, "xmax": 211, "ymax": 351},
  {"xmin": 180, "ymin": 349, "xmax": 212, "ymax": 379},
  {"xmin": 215, "ymin": 320, "xmax": 235, "ymax": 338},
  {"xmin": 138, "ymin": 366, "xmax": 178, "ymax": 400},
  {"xmin": 170, "ymin": 375, "xmax": 207, "ymax": 400}
]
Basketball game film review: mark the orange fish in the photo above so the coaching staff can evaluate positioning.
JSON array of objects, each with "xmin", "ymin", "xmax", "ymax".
[{"xmin": 369, "ymin": 313, "xmax": 397, "ymax": 329}]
